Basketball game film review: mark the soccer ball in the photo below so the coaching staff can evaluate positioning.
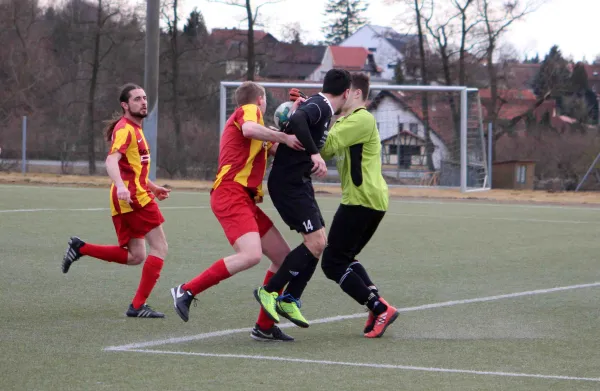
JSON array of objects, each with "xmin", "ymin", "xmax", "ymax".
[{"xmin": 273, "ymin": 101, "xmax": 294, "ymax": 130}]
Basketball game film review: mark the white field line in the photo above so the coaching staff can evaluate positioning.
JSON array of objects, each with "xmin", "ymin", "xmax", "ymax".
[
  {"xmin": 2, "ymin": 183, "xmax": 600, "ymax": 211},
  {"xmin": 116, "ymin": 349, "xmax": 600, "ymax": 383},
  {"xmin": 103, "ymin": 281, "xmax": 600, "ymax": 352},
  {"xmin": 1, "ymin": 205, "xmax": 598, "ymax": 225}
]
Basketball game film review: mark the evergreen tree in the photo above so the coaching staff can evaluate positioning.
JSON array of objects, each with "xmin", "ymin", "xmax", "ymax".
[
  {"xmin": 570, "ymin": 62, "xmax": 589, "ymax": 92},
  {"xmin": 523, "ymin": 53, "xmax": 540, "ymax": 64},
  {"xmin": 532, "ymin": 45, "xmax": 571, "ymax": 99},
  {"xmin": 322, "ymin": 0, "xmax": 368, "ymax": 45},
  {"xmin": 183, "ymin": 8, "xmax": 207, "ymax": 37}
]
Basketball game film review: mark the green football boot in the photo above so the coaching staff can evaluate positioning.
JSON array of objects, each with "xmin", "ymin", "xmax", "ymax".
[
  {"xmin": 276, "ymin": 295, "xmax": 309, "ymax": 328},
  {"xmin": 254, "ymin": 287, "xmax": 280, "ymax": 323}
]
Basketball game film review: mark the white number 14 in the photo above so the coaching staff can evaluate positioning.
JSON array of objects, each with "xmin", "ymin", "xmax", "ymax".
[{"xmin": 302, "ymin": 220, "xmax": 313, "ymax": 232}]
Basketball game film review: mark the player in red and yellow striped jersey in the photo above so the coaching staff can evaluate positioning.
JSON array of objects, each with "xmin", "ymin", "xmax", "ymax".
[
  {"xmin": 62, "ymin": 84, "xmax": 170, "ymax": 318},
  {"xmin": 170, "ymin": 82, "xmax": 305, "ymax": 341}
]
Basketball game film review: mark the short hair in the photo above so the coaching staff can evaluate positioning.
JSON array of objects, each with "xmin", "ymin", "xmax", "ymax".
[
  {"xmin": 234, "ymin": 81, "xmax": 265, "ymax": 106},
  {"xmin": 322, "ymin": 69, "xmax": 352, "ymax": 96},
  {"xmin": 351, "ymin": 73, "xmax": 370, "ymax": 101}
]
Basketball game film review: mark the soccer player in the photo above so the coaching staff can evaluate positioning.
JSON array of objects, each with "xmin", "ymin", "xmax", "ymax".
[
  {"xmin": 61, "ymin": 83, "xmax": 170, "ymax": 318},
  {"xmin": 170, "ymin": 81, "xmax": 305, "ymax": 341},
  {"xmin": 254, "ymin": 69, "xmax": 351, "ymax": 328},
  {"xmin": 320, "ymin": 73, "xmax": 398, "ymax": 338}
]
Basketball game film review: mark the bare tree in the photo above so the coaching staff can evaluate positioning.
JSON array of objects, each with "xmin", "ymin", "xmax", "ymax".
[
  {"xmin": 424, "ymin": 0, "xmax": 479, "ymax": 159},
  {"xmin": 412, "ymin": 0, "xmax": 435, "ymax": 171},
  {"xmin": 209, "ymin": 0, "xmax": 284, "ymax": 80},
  {"xmin": 161, "ymin": 0, "xmax": 186, "ymax": 175},
  {"xmin": 477, "ymin": 0, "xmax": 544, "ymax": 158},
  {"xmin": 85, "ymin": 0, "xmax": 120, "ymax": 174}
]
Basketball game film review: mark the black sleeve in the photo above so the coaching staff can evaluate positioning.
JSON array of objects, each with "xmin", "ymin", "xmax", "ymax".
[
  {"xmin": 288, "ymin": 110, "xmax": 319, "ymax": 155},
  {"xmin": 298, "ymin": 102, "xmax": 322, "ymax": 126}
]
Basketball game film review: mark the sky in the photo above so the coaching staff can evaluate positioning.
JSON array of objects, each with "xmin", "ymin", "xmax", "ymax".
[{"xmin": 167, "ymin": 0, "xmax": 600, "ymax": 62}]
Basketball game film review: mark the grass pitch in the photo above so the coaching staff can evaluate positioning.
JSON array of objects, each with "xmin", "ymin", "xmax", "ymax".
[{"xmin": 2, "ymin": 183, "xmax": 600, "ymax": 390}]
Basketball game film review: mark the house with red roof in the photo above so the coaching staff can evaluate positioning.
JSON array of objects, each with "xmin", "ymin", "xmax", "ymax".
[
  {"xmin": 307, "ymin": 46, "xmax": 382, "ymax": 81},
  {"xmin": 367, "ymin": 87, "xmax": 565, "ymax": 171},
  {"xmin": 339, "ymin": 25, "xmax": 419, "ymax": 81},
  {"xmin": 367, "ymin": 90, "xmax": 450, "ymax": 171}
]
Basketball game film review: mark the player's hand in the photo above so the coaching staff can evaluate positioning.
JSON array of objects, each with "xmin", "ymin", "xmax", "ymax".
[
  {"xmin": 289, "ymin": 88, "xmax": 307, "ymax": 102},
  {"xmin": 291, "ymin": 96, "xmax": 306, "ymax": 113},
  {"xmin": 284, "ymin": 134, "xmax": 304, "ymax": 151},
  {"xmin": 116, "ymin": 185, "xmax": 132, "ymax": 203},
  {"xmin": 310, "ymin": 153, "xmax": 327, "ymax": 178},
  {"xmin": 152, "ymin": 185, "xmax": 171, "ymax": 201}
]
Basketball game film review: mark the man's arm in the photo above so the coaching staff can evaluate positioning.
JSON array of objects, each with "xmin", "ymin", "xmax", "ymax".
[
  {"xmin": 105, "ymin": 152, "xmax": 132, "ymax": 203},
  {"xmin": 287, "ymin": 110, "xmax": 327, "ymax": 177},
  {"xmin": 241, "ymin": 121, "xmax": 301, "ymax": 150},
  {"xmin": 287, "ymin": 110, "xmax": 319, "ymax": 155},
  {"xmin": 321, "ymin": 113, "xmax": 374, "ymax": 161}
]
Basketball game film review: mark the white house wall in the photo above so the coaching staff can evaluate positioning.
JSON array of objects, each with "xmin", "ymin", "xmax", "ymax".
[
  {"xmin": 307, "ymin": 47, "xmax": 333, "ymax": 81},
  {"xmin": 371, "ymin": 97, "xmax": 448, "ymax": 169},
  {"xmin": 340, "ymin": 26, "xmax": 403, "ymax": 81}
]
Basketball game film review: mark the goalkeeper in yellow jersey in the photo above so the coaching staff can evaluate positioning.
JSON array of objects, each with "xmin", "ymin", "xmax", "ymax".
[{"xmin": 320, "ymin": 73, "xmax": 399, "ymax": 338}]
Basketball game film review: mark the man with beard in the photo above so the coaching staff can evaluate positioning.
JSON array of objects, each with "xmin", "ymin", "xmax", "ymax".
[
  {"xmin": 254, "ymin": 69, "xmax": 351, "ymax": 329},
  {"xmin": 61, "ymin": 83, "xmax": 171, "ymax": 318}
]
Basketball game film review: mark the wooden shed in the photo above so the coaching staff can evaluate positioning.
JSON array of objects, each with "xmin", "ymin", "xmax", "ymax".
[{"xmin": 492, "ymin": 160, "xmax": 536, "ymax": 190}]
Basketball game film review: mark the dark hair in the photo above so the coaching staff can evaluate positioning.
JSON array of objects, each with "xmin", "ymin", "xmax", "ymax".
[
  {"xmin": 104, "ymin": 83, "xmax": 142, "ymax": 141},
  {"xmin": 234, "ymin": 81, "xmax": 265, "ymax": 106},
  {"xmin": 351, "ymin": 73, "xmax": 370, "ymax": 101},
  {"xmin": 322, "ymin": 69, "xmax": 351, "ymax": 96}
]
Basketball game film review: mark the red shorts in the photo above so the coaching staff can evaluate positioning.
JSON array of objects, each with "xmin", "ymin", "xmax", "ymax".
[
  {"xmin": 112, "ymin": 200, "xmax": 165, "ymax": 247},
  {"xmin": 211, "ymin": 183, "xmax": 273, "ymax": 245}
]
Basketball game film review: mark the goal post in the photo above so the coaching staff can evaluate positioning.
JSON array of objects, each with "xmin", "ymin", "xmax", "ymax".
[{"xmin": 219, "ymin": 81, "xmax": 490, "ymax": 193}]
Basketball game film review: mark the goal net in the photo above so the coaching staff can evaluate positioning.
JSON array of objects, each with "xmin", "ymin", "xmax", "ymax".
[{"xmin": 219, "ymin": 81, "xmax": 489, "ymax": 192}]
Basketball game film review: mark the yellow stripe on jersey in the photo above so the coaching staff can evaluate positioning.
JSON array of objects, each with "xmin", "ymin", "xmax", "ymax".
[
  {"xmin": 241, "ymin": 104, "xmax": 260, "ymax": 124},
  {"xmin": 213, "ymin": 164, "xmax": 232, "ymax": 190},
  {"xmin": 110, "ymin": 126, "xmax": 131, "ymax": 155},
  {"xmin": 234, "ymin": 139, "xmax": 264, "ymax": 187}
]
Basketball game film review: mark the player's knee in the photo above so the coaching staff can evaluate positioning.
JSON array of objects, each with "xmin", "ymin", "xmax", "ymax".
[
  {"xmin": 242, "ymin": 249, "xmax": 262, "ymax": 268},
  {"xmin": 321, "ymin": 251, "xmax": 344, "ymax": 282},
  {"xmin": 305, "ymin": 234, "xmax": 327, "ymax": 258},
  {"xmin": 128, "ymin": 251, "xmax": 146, "ymax": 265}
]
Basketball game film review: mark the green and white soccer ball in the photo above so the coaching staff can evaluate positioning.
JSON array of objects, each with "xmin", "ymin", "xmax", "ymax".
[{"xmin": 273, "ymin": 101, "xmax": 294, "ymax": 130}]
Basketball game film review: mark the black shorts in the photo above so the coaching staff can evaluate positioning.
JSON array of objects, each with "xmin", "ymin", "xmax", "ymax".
[
  {"xmin": 326, "ymin": 204, "xmax": 385, "ymax": 262},
  {"xmin": 267, "ymin": 174, "xmax": 325, "ymax": 234}
]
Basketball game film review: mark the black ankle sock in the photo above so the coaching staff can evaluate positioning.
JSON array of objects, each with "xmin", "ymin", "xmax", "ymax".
[
  {"xmin": 284, "ymin": 256, "xmax": 319, "ymax": 300},
  {"xmin": 366, "ymin": 292, "xmax": 388, "ymax": 316},
  {"xmin": 265, "ymin": 243, "xmax": 317, "ymax": 293}
]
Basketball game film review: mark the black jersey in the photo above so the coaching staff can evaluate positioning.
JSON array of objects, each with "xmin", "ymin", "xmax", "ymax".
[{"xmin": 272, "ymin": 93, "xmax": 334, "ymax": 178}]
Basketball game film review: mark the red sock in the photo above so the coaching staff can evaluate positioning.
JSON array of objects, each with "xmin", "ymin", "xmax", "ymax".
[
  {"xmin": 256, "ymin": 269, "xmax": 283, "ymax": 330},
  {"xmin": 80, "ymin": 243, "xmax": 128, "ymax": 264},
  {"xmin": 131, "ymin": 255, "xmax": 164, "ymax": 309},
  {"xmin": 182, "ymin": 259, "xmax": 231, "ymax": 296}
]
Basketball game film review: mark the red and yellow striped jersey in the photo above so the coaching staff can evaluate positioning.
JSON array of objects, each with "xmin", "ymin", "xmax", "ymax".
[
  {"xmin": 108, "ymin": 117, "xmax": 154, "ymax": 216},
  {"xmin": 212, "ymin": 104, "xmax": 271, "ymax": 198}
]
